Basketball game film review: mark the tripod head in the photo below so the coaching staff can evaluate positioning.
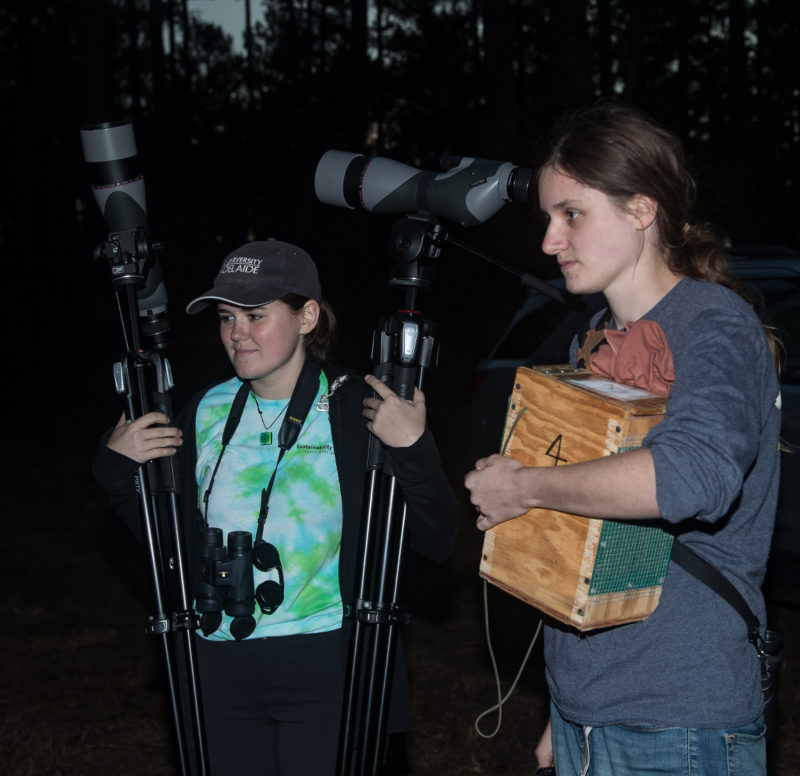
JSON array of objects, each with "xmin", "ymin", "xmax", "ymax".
[{"xmin": 383, "ymin": 212, "xmax": 583, "ymax": 315}]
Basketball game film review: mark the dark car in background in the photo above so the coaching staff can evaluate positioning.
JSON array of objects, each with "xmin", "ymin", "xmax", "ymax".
[
  {"xmin": 733, "ymin": 247, "xmax": 800, "ymax": 603},
  {"xmin": 468, "ymin": 246, "xmax": 800, "ymax": 604}
]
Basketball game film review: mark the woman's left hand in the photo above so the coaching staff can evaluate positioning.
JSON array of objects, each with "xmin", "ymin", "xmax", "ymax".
[{"xmin": 362, "ymin": 373, "xmax": 426, "ymax": 448}]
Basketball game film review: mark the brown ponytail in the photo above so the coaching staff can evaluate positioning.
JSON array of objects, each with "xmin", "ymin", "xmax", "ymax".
[{"xmin": 281, "ymin": 293, "xmax": 338, "ymax": 362}]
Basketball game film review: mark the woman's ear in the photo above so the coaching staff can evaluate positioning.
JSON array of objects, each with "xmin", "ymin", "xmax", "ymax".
[
  {"xmin": 630, "ymin": 194, "xmax": 658, "ymax": 230},
  {"xmin": 299, "ymin": 299, "xmax": 320, "ymax": 334}
]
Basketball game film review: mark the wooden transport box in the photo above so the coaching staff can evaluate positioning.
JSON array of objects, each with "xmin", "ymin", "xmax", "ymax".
[{"xmin": 479, "ymin": 365, "xmax": 674, "ymax": 631}]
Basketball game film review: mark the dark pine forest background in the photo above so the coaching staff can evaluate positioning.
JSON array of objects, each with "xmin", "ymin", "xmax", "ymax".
[{"xmin": 3, "ymin": 1, "xmax": 800, "ymax": 775}]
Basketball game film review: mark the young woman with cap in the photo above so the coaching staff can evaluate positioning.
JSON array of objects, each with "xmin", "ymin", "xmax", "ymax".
[
  {"xmin": 94, "ymin": 238, "xmax": 460, "ymax": 775},
  {"xmin": 465, "ymin": 102, "xmax": 781, "ymax": 776}
]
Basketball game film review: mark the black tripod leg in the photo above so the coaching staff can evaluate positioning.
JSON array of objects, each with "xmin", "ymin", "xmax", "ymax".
[
  {"xmin": 165, "ymin": 489, "xmax": 208, "ymax": 775},
  {"xmin": 135, "ymin": 462, "xmax": 194, "ymax": 775},
  {"xmin": 364, "ymin": 494, "xmax": 409, "ymax": 775},
  {"xmin": 338, "ymin": 462, "xmax": 383, "ymax": 775},
  {"xmin": 117, "ymin": 340, "xmax": 208, "ymax": 776},
  {"xmin": 152, "ymin": 375, "xmax": 208, "ymax": 776},
  {"xmin": 355, "ymin": 480, "xmax": 406, "ymax": 775},
  {"xmin": 338, "ymin": 303, "xmax": 437, "ymax": 775}
]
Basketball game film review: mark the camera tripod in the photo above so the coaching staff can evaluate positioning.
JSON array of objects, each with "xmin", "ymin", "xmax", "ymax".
[
  {"xmin": 337, "ymin": 214, "xmax": 578, "ymax": 776},
  {"xmin": 98, "ymin": 231, "xmax": 208, "ymax": 776},
  {"xmin": 336, "ymin": 215, "xmax": 440, "ymax": 776}
]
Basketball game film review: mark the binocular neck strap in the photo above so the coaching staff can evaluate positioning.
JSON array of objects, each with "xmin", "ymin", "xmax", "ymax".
[
  {"xmin": 202, "ymin": 379, "xmax": 251, "ymax": 524},
  {"xmin": 254, "ymin": 357, "xmax": 322, "ymax": 544},
  {"xmin": 202, "ymin": 357, "xmax": 323, "ymax": 530}
]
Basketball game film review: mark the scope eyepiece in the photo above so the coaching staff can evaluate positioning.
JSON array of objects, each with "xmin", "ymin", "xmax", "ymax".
[{"xmin": 507, "ymin": 166, "xmax": 533, "ymax": 203}]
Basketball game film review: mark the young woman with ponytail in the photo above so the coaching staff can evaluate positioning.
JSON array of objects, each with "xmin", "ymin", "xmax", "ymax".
[{"xmin": 466, "ymin": 102, "xmax": 781, "ymax": 776}]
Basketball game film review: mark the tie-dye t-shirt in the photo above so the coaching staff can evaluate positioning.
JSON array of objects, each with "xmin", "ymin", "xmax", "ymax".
[{"xmin": 195, "ymin": 374, "xmax": 344, "ymax": 640}]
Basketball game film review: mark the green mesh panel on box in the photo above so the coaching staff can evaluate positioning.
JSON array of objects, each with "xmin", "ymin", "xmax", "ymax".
[
  {"xmin": 619, "ymin": 440, "xmax": 649, "ymax": 453},
  {"xmin": 589, "ymin": 521, "xmax": 674, "ymax": 595}
]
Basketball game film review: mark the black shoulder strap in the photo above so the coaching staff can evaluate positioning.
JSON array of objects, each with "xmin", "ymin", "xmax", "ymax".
[
  {"xmin": 222, "ymin": 380, "xmax": 252, "ymax": 445},
  {"xmin": 202, "ymin": 380, "xmax": 251, "ymax": 522},
  {"xmin": 670, "ymin": 539, "xmax": 761, "ymax": 647},
  {"xmin": 278, "ymin": 357, "xmax": 321, "ymax": 450},
  {"xmin": 253, "ymin": 358, "xmax": 321, "ymax": 543}
]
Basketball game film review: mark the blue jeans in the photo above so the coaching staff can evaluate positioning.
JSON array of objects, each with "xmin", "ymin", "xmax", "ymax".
[{"xmin": 549, "ymin": 702, "xmax": 766, "ymax": 776}]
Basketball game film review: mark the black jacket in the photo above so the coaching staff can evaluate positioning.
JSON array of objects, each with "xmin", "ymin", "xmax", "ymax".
[{"xmin": 93, "ymin": 359, "xmax": 460, "ymax": 735}]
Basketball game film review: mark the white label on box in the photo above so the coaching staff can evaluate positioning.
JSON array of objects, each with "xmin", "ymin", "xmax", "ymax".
[{"xmin": 566, "ymin": 377, "xmax": 659, "ymax": 401}]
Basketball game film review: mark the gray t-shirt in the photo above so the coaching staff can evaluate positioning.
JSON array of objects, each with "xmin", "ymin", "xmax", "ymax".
[{"xmin": 545, "ymin": 277, "xmax": 781, "ymax": 728}]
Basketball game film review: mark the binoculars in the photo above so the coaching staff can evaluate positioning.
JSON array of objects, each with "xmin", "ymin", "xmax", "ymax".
[{"xmin": 195, "ymin": 527, "xmax": 285, "ymax": 641}]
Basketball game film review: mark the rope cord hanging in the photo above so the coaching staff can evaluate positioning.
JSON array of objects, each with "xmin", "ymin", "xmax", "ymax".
[{"xmin": 473, "ymin": 404, "xmax": 544, "ymax": 739}]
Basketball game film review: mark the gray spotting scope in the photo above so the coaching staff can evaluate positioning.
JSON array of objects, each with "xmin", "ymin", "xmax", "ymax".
[
  {"xmin": 80, "ymin": 121, "xmax": 169, "ymax": 344},
  {"xmin": 80, "ymin": 121, "xmax": 148, "ymax": 233},
  {"xmin": 314, "ymin": 150, "xmax": 533, "ymax": 227}
]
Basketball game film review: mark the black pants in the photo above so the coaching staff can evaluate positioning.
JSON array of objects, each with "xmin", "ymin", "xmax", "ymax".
[{"xmin": 196, "ymin": 630, "xmax": 344, "ymax": 776}]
